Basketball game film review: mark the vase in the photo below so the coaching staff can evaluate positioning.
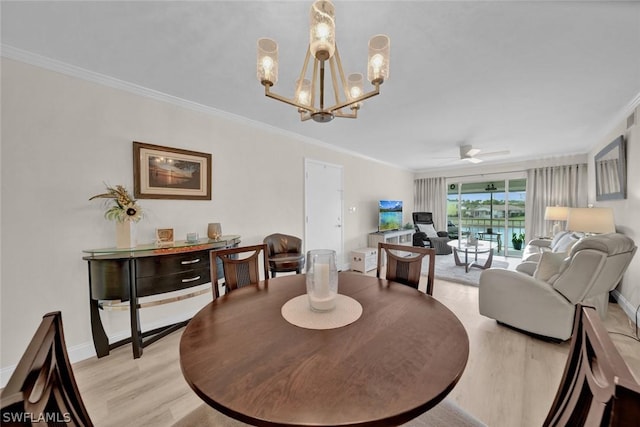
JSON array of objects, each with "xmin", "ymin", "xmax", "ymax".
[
  {"xmin": 305, "ymin": 249, "xmax": 338, "ymax": 312},
  {"xmin": 115, "ymin": 221, "xmax": 137, "ymax": 248},
  {"xmin": 207, "ymin": 223, "xmax": 222, "ymax": 240}
]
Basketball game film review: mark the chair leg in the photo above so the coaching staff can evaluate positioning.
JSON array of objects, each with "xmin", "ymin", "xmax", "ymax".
[
  {"xmin": 271, "ymin": 271, "xmax": 276, "ymax": 278},
  {"xmin": 296, "ymin": 268, "xmax": 301, "ymax": 274}
]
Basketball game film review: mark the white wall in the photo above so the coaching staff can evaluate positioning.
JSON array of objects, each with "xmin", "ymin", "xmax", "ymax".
[
  {"xmin": 588, "ymin": 104, "xmax": 640, "ymax": 319},
  {"xmin": 0, "ymin": 58, "xmax": 414, "ymax": 380}
]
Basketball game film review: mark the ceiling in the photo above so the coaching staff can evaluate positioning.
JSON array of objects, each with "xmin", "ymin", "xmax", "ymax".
[{"xmin": 2, "ymin": 1, "xmax": 639, "ymax": 172}]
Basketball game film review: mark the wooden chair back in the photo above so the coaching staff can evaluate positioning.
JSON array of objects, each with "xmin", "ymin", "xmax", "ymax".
[
  {"xmin": 376, "ymin": 242, "xmax": 436, "ymax": 295},
  {"xmin": 210, "ymin": 244, "xmax": 268, "ymax": 298},
  {"xmin": 544, "ymin": 304, "xmax": 640, "ymax": 426},
  {"xmin": 0, "ymin": 311, "xmax": 94, "ymax": 426}
]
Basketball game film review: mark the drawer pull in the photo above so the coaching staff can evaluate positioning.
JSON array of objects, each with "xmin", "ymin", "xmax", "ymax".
[
  {"xmin": 182, "ymin": 276, "xmax": 201, "ymax": 283},
  {"xmin": 181, "ymin": 258, "xmax": 201, "ymax": 265}
]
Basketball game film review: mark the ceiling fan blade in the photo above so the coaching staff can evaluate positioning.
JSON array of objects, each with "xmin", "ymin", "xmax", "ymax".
[
  {"xmin": 476, "ymin": 150, "xmax": 510, "ymax": 158},
  {"xmin": 461, "ymin": 157, "xmax": 483, "ymax": 164},
  {"xmin": 459, "ymin": 145, "xmax": 480, "ymax": 158}
]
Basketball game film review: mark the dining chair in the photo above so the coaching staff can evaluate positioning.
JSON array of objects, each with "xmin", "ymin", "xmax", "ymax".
[
  {"xmin": 376, "ymin": 242, "xmax": 436, "ymax": 295},
  {"xmin": 263, "ymin": 233, "xmax": 305, "ymax": 278},
  {"xmin": 210, "ymin": 244, "xmax": 269, "ymax": 298},
  {"xmin": 543, "ymin": 304, "xmax": 640, "ymax": 426},
  {"xmin": 0, "ymin": 311, "xmax": 94, "ymax": 426}
]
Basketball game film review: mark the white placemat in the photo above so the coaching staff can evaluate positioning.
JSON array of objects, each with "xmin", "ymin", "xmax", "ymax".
[{"xmin": 281, "ymin": 294, "xmax": 363, "ymax": 330}]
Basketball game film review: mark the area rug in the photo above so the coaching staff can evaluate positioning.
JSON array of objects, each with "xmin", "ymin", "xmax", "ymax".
[{"xmin": 425, "ymin": 253, "xmax": 509, "ymax": 287}]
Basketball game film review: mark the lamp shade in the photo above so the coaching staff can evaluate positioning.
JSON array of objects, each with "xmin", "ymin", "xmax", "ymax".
[
  {"xmin": 368, "ymin": 34, "xmax": 390, "ymax": 84},
  {"xmin": 257, "ymin": 38, "xmax": 278, "ymax": 86},
  {"xmin": 295, "ymin": 78, "xmax": 312, "ymax": 106},
  {"xmin": 309, "ymin": 0, "xmax": 336, "ymax": 61},
  {"xmin": 347, "ymin": 73, "xmax": 363, "ymax": 100},
  {"xmin": 544, "ymin": 206, "xmax": 569, "ymax": 221},
  {"xmin": 567, "ymin": 207, "xmax": 615, "ymax": 234}
]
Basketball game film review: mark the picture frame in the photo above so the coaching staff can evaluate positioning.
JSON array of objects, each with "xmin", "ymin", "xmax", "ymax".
[
  {"xmin": 133, "ymin": 141, "xmax": 212, "ymax": 200},
  {"xmin": 156, "ymin": 228, "xmax": 175, "ymax": 246}
]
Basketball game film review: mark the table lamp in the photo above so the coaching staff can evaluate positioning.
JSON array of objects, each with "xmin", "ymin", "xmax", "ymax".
[
  {"xmin": 544, "ymin": 206, "xmax": 569, "ymax": 236},
  {"xmin": 566, "ymin": 207, "xmax": 615, "ymax": 235}
]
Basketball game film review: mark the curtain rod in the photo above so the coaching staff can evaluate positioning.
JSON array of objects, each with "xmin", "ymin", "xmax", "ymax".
[{"xmin": 420, "ymin": 162, "xmax": 588, "ymax": 181}]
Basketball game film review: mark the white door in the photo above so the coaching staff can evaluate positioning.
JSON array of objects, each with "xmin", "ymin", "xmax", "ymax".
[{"xmin": 305, "ymin": 159, "xmax": 344, "ymax": 268}]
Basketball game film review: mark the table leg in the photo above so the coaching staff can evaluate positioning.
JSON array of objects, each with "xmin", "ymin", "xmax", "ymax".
[
  {"xmin": 452, "ymin": 248, "xmax": 464, "ymax": 266},
  {"xmin": 87, "ymin": 262, "xmax": 110, "ymax": 358},
  {"xmin": 89, "ymin": 298, "xmax": 110, "ymax": 357},
  {"xmin": 468, "ymin": 249, "xmax": 494, "ymax": 271},
  {"xmin": 129, "ymin": 259, "xmax": 142, "ymax": 359}
]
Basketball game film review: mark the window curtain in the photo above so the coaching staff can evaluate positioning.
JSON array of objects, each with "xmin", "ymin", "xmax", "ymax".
[
  {"xmin": 414, "ymin": 177, "xmax": 448, "ymax": 231},
  {"xmin": 596, "ymin": 159, "xmax": 621, "ymax": 194},
  {"xmin": 525, "ymin": 164, "xmax": 587, "ymax": 239}
]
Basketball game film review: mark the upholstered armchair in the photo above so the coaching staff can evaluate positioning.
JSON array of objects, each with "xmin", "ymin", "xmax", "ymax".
[
  {"xmin": 263, "ymin": 233, "xmax": 305, "ymax": 278},
  {"xmin": 521, "ymin": 231, "xmax": 583, "ymax": 263},
  {"xmin": 479, "ymin": 233, "xmax": 636, "ymax": 341},
  {"xmin": 412, "ymin": 212, "xmax": 452, "ymax": 255}
]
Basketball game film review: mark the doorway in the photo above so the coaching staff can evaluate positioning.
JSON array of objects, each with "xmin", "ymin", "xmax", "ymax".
[
  {"xmin": 447, "ymin": 178, "xmax": 526, "ymax": 257},
  {"xmin": 304, "ymin": 159, "xmax": 345, "ymax": 268}
]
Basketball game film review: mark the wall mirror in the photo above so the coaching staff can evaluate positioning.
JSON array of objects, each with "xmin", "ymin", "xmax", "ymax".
[{"xmin": 595, "ymin": 135, "xmax": 626, "ymax": 201}]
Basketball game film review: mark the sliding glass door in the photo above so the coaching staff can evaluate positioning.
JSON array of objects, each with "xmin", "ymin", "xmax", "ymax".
[{"xmin": 447, "ymin": 178, "xmax": 526, "ymax": 257}]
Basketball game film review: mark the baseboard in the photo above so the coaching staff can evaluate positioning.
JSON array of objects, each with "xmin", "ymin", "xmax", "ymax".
[
  {"xmin": 0, "ymin": 309, "xmax": 202, "ymax": 388},
  {"xmin": 611, "ymin": 289, "xmax": 638, "ymax": 326}
]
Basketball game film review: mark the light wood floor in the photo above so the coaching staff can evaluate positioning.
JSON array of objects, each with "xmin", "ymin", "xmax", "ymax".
[{"xmin": 72, "ymin": 272, "xmax": 640, "ymax": 427}]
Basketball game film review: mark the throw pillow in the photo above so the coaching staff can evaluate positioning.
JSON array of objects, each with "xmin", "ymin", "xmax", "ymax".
[
  {"xmin": 550, "ymin": 231, "xmax": 569, "ymax": 248},
  {"xmin": 533, "ymin": 251, "xmax": 568, "ymax": 283},
  {"xmin": 552, "ymin": 232, "xmax": 579, "ymax": 253},
  {"xmin": 417, "ymin": 223, "xmax": 439, "ymax": 237}
]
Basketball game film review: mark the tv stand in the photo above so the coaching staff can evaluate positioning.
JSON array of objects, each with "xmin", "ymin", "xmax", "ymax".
[
  {"xmin": 368, "ymin": 230, "xmax": 414, "ymax": 266},
  {"xmin": 368, "ymin": 229, "xmax": 414, "ymax": 247}
]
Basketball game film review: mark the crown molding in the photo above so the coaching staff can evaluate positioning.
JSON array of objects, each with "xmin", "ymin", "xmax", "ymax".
[
  {"xmin": 1, "ymin": 44, "xmax": 408, "ymax": 172},
  {"xmin": 588, "ymin": 90, "xmax": 640, "ymax": 148}
]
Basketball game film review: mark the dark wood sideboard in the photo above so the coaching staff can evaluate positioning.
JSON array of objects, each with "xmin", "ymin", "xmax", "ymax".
[{"xmin": 82, "ymin": 236, "xmax": 240, "ymax": 358}]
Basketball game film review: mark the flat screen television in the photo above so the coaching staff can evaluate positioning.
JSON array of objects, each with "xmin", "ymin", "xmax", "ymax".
[{"xmin": 378, "ymin": 200, "xmax": 403, "ymax": 232}]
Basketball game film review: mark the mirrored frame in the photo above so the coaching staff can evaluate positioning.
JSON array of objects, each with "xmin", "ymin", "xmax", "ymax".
[{"xmin": 595, "ymin": 135, "xmax": 626, "ymax": 201}]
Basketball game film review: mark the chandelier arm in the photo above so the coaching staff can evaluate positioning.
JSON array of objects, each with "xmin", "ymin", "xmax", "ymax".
[
  {"xmin": 319, "ymin": 61, "xmax": 326, "ymax": 111},
  {"xmin": 332, "ymin": 47, "xmax": 351, "ymax": 105},
  {"xmin": 296, "ymin": 47, "xmax": 312, "ymax": 96},
  {"xmin": 333, "ymin": 110, "xmax": 358, "ymax": 119},
  {"xmin": 310, "ymin": 57, "xmax": 319, "ymax": 111},
  {"xmin": 328, "ymin": 56, "xmax": 343, "ymax": 112},
  {"xmin": 328, "ymin": 82, "xmax": 380, "ymax": 113},
  {"xmin": 264, "ymin": 85, "xmax": 317, "ymax": 113}
]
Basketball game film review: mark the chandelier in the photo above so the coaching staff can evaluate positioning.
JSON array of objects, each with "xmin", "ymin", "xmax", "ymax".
[{"xmin": 256, "ymin": 0, "xmax": 390, "ymax": 123}]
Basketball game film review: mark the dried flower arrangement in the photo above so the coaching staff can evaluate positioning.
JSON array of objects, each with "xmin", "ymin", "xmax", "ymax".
[{"xmin": 89, "ymin": 184, "xmax": 143, "ymax": 222}]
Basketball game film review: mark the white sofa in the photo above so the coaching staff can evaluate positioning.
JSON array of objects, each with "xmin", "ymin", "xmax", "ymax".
[
  {"xmin": 521, "ymin": 231, "xmax": 582, "ymax": 263},
  {"xmin": 479, "ymin": 233, "xmax": 637, "ymax": 341}
]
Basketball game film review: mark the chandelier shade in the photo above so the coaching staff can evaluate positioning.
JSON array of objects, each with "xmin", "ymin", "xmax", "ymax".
[
  {"xmin": 368, "ymin": 35, "xmax": 390, "ymax": 84},
  {"xmin": 309, "ymin": 0, "xmax": 336, "ymax": 61},
  {"xmin": 257, "ymin": 38, "xmax": 278, "ymax": 86},
  {"xmin": 256, "ymin": 0, "xmax": 390, "ymax": 123}
]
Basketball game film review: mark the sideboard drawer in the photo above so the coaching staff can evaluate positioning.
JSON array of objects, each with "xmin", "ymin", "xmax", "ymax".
[
  {"xmin": 136, "ymin": 250, "xmax": 210, "ymax": 278},
  {"xmin": 137, "ymin": 267, "xmax": 211, "ymax": 297}
]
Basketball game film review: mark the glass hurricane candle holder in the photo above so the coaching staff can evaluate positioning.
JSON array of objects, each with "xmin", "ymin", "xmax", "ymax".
[
  {"xmin": 306, "ymin": 249, "xmax": 338, "ymax": 312},
  {"xmin": 207, "ymin": 223, "xmax": 222, "ymax": 240}
]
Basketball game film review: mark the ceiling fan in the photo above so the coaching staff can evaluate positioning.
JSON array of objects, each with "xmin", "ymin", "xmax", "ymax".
[{"xmin": 459, "ymin": 145, "xmax": 510, "ymax": 163}]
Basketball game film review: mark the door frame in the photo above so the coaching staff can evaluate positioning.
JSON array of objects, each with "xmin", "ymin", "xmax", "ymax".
[{"xmin": 304, "ymin": 158, "xmax": 345, "ymax": 269}]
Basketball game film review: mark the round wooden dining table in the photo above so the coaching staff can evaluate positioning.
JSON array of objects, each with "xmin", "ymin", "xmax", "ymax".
[{"xmin": 180, "ymin": 271, "xmax": 469, "ymax": 427}]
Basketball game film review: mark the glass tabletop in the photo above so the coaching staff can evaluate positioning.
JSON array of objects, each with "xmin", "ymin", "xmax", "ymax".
[
  {"xmin": 82, "ymin": 234, "xmax": 241, "ymax": 255},
  {"xmin": 446, "ymin": 239, "xmax": 492, "ymax": 252}
]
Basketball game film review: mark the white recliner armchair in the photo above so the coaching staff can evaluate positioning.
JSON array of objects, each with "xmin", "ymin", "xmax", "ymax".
[{"xmin": 479, "ymin": 233, "xmax": 636, "ymax": 341}]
